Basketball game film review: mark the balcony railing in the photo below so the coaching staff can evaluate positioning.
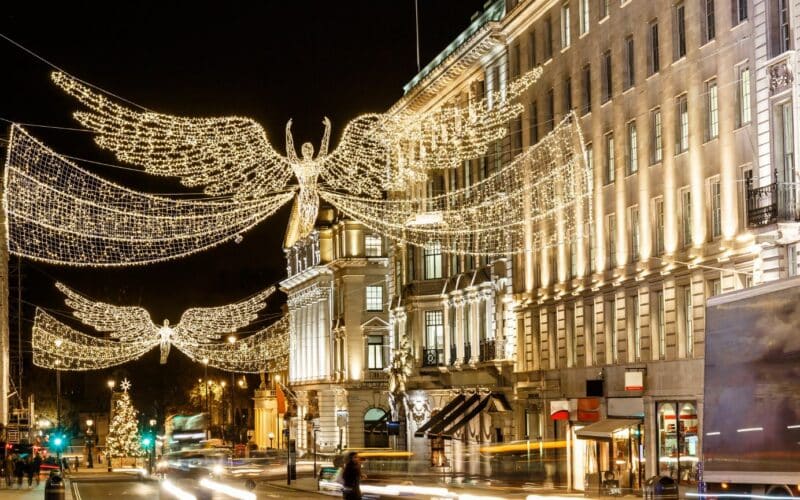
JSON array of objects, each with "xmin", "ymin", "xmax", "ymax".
[
  {"xmin": 422, "ymin": 348, "xmax": 445, "ymax": 367},
  {"xmin": 747, "ymin": 181, "xmax": 800, "ymax": 227},
  {"xmin": 479, "ymin": 338, "xmax": 497, "ymax": 362}
]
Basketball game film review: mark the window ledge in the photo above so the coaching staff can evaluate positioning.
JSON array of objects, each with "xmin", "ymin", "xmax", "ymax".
[{"xmin": 599, "ymin": 16, "xmax": 610, "ymax": 25}]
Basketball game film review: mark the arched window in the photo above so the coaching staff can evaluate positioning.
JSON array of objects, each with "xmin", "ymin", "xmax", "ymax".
[{"xmin": 364, "ymin": 408, "xmax": 389, "ymax": 448}]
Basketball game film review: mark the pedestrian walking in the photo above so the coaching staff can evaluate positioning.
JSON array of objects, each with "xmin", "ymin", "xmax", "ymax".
[
  {"xmin": 74, "ymin": 455, "xmax": 79, "ymax": 471},
  {"xmin": 341, "ymin": 451, "xmax": 364, "ymax": 500},
  {"xmin": 24, "ymin": 456, "xmax": 33, "ymax": 487},
  {"xmin": 32, "ymin": 453, "xmax": 42, "ymax": 486},
  {"xmin": 3, "ymin": 453, "xmax": 13, "ymax": 487},
  {"xmin": 13, "ymin": 455, "xmax": 24, "ymax": 487}
]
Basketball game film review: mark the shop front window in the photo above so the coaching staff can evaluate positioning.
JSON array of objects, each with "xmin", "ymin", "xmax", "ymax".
[{"xmin": 657, "ymin": 401, "xmax": 699, "ymax": 483}]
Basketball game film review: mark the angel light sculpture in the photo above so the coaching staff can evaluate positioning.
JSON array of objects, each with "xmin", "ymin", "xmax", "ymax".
[
  {"xmin": 42, "ymin": 67, "xmax": 546, "ymax": 252},
  {"xmin": 35, "ymin": 282, "xmax": 285, "ymax": 370}
]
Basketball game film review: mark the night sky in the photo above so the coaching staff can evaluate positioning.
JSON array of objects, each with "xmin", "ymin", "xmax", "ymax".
[{"xmin": 0, "ymin": 1, "xmax": 488, "ymax": 422}]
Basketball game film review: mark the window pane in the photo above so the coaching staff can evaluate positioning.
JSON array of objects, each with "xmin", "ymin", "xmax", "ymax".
[
  {"xmin": 424, "ymin": 241, "xmax": 442, "ymax": 279},
  {"xmin": 366, "ymin": 286, "xmax": 383, "ymax": 311}
]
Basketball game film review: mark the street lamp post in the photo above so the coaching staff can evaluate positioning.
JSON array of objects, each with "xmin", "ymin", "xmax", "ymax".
[
  {"xmin": 107, "ymin": 379, "xmax": 115, "ymax": 472},
  {"xmin": 268, "ymin": 432, "xmax": 274, "ymax": 449},
  {"xmin": 148, "ymin": 418, "xmax": 157, "ymax": 474},
  {"xmin": 86, "ymin": 419, "xmax": 94, "ymax": 469},
  {"xmin": 220, "ymin": 380, "xmax": 227, "ymax": 442},
  {"xmin": 202, "ymin": 358, "xmax": 209, "ymax": 439}
]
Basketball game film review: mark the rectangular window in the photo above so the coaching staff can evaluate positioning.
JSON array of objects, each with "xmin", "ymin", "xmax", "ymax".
[
  {"xmin": 652, "ymin": 108, "xmax": 663, "ymax": 163},
  {"xmin": 733, "ymin": 0, "xmax": 748, "ymax": 24},
  {"xmin": 605, "ymin": 133, "xmax": 615, "ymax": 184},
  {"xmin": 366, "ymin": 285, "xmax": 383, "ymax": 312},
  {"xmin": 676, "ymin": 94, "xmax": 689, "ymax": 153},
  {"xmin": 367, "ymin": 335, "xmax": 385, "ymax": 370},
  {"xmin": 706, "ymin": 79, "xmax": 719, "ymax": 140},
  {"xmin": 564, "ymin": 77, "xmax": 572, "ymax": 113},
  {"xmin": 566, "ymin": 304, "xmax": 576, "ymax": 367},
  {"xmin": 530, "ymin": 101, "xmax": 539, "ymax": 144},
  {"xmin": 528, "ymin": 30, "xmax": 537, "ymax": 68},
  {"xmin": 544, "ymin": 16, "xmax": 553, "ymax": 60},
  {"xmin": 585, "ymin": 301, "xmax": 595, "ymax": 365},
  {"xmin": 648, "ymin": 20, "xmax": 660, "ymax": 75},
  {"xmin": 607, "ymin": 213, "xmax": 617, "ymax": 268},
  {"xmin": 602, "ymin": 50, "xmax": 613, "ymax": 103},
  {"xmin": 579, "ymin": 0, "xmax": 590, "ymax": 35},
  {"xmin": 777, "ymin": 0, "xmax": 791, "ymax": 55},
  {"xmin": 365, "ymin": 234, "xmax": 382, "ymax": 257},
  {"xmin": 738, "ymin": 66, "xmax": 751, "ymax": 126},
  {"xmin": 606, "ymin": 298, "xmax": 618, "ymax": 363},
  {"xmin": 546, "ymin": 88, "xmax": 555, "ymax": 132},
  {"xmin": 682, "ymin": 189, "xmax": 692, "ymax": 247},
  {"xmin": 681, "ymin": 285, "xmax": 694, "ymax": 357},
  {"xmin": 625, "ymin": 35, "xmax": 635, "ymax": 89},
  {"xmin": 780, "ymin": 101, "xmax": 795, "ymax": 182},
  {"xmin": 657, "ymin": 401, "xmax": 700, "ymax": 481},
  {"xmin": 709, "ymin": 277, "xmax": 722, "ymax": 296},
  {"xmin": 654, "ymin": 197, "xmax": 665, "ymax": 255},
  {"xmin": 582, "ymin": 64, "xmax": 592, "ymax": 114},
  {"xmin": 600, "ymin": 0, "xmax": 610, "ymax": 19},
  {"xmin": 627, "ymin": 121, "xmax": 638, "ymax": 175},
  {"xmin": 424, "ymin": 310, "xmax": 444, "ymax": 365},
  {"xmin": 704, "ymin": 0, "xmax": 716, "ymax": 43},
  {"xmin": 630, "ymin": 205, "xmax": 640, "ymax": 262},
  {"xmin": 654, "ymin": 288, "xmax": 666, "ymax": 359},
  {"xmin": 631, "ymin": 293, "xmax": 641, "ymax": 361},
  {"xmin": 561, "ymin": 3, "xmax": 571, "ymax": 48},
  {"xmin": 424, "ymin": 241, "xmax": 442, "ymax": 279},
  {"xmin": 511, "ymin": 43, "xmax": 521, "ymax": 78},
  {"xmin": 710, "ymin": 178, "xmax": 722, "ymax": 238},
  {"xmin": 675, "ymin": 3, "xmax": 687, "ymax": 60}
]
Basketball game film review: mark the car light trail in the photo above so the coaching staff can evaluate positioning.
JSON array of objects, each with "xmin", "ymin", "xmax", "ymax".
[
  {"xmin": 161, "ymin": 479, "xmax": 197, "ymax": 500},
  {"xmin": 199, "ymin": 478, "xmax": 257, "ymax": 500}
]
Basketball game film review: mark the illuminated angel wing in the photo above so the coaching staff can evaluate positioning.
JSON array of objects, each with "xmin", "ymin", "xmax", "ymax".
[
  {"xmin": 56, "ymin": 282, "xmax": 158, "ymax": 341},
  {"xmin": 319, "ymin": 67, "xmax": 543, "ymax": 197},
  {"xmin": 173, "ymin": 286, "xmax": 275, "ymax": 343},
  {"xmin": 51, "ymin": 72, "xmax": 293, "ymax": 199}
]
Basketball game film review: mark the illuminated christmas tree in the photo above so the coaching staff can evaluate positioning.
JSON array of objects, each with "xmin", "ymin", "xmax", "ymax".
[{"xmin": 106, "ymin": 379, "xmax": 142, "ymax": 459}]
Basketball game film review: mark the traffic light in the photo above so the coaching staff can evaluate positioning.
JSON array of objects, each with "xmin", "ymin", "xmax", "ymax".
[{"xmin": 141, "ymin": 436, "xmax": 152, "ymax": 448}]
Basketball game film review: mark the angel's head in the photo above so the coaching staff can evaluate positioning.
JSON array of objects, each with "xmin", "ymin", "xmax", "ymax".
[
  {"xmin": 163, "ymin": 319, "xmax": 170, "ymax": 327},
  {"xmin": 301, "ymin": 142, "xmax": 315, "ymax": 161}
]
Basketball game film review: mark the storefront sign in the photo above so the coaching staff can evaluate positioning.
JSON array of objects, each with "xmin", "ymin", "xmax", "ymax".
[
  {"xmin": 625, "ymin": 370, "xmax": 644, "ymax": 391},
  {"xmin": 549, "ymin": 400, "xmax": 570, "ymax": 420},
  {"xmin": 608, "ymin": 397, "xmax": 644, "ymax": 418},
  {"xmin": 575, "ymin": 398, "xmax": 600, "ymax": 422}
]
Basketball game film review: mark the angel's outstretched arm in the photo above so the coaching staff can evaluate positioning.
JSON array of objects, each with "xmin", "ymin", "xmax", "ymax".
[
  {"xmin": 286, "ymin": 119, "xmax": 299, "ymax": 163},
  {"xmin": 319, "ymin": 117, "xmax": 331, "ymax": 157}
]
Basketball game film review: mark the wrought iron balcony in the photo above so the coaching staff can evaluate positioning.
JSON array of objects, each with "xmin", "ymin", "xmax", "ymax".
[
  {"xmin": 422, "ymin": 348, "xmax": 445, "ymax": 367},
  {"xmin": 747, "ymin": 181, "xmax": 800, "ymax": 227},
  {"xmin": 479, "ymin": 338, "xmax": 497, "ymax": 362}
]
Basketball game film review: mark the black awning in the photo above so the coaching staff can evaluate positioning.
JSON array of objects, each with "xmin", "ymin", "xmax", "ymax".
[
  {"xmin": 438, "ymin": 395, "xmax": 491, "ymax": 439},
  {"xmin": 414, "ymin": 393, "xmax": 465, "ymax": 437},
  {"xmin": 428, "ymin": 393, "xmax": 481, "ymax": 435}
]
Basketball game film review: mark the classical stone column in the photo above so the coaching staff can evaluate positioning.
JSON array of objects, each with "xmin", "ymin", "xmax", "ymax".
[{"xmin": 254, "ymin": 383, "xmax": 278, "ymax": 450}]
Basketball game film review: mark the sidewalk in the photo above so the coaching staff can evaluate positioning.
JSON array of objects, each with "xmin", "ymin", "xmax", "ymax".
[{"xmin": 0, "ymin": 478, "xmax": 74, "ymax": 500}]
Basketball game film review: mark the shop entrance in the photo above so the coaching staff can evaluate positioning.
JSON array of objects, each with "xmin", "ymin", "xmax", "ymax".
[{"xmin": 577, "ymin": 419, "xmax": 644, "ymax": 495}]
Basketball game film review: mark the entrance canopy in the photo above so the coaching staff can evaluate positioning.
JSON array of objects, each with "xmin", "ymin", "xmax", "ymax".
[
  {"xmin": 415, "ymin": 392, "xmax": 511, "ymax": 440},
  {"xmin": 575, "ymin": 418, "xmax": 641, "ymax": 440}
]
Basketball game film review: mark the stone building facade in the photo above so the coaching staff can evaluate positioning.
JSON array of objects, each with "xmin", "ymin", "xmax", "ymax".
[
  {"xmin": 282, "ymin": 206, "xmax": 392, "ymax": 454},
  {"xmin": 386, "ymin": 0, "xmax": 800, "ymax": 491}
]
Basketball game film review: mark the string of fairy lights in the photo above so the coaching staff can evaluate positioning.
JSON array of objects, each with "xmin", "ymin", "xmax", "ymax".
[
  {"xmin": 6, "ymin": 51, "xmax": 585, "ymax": 374},
  {"xmin": 4, "ymin": 125, "xmax": 295, "ymax": 266},
  {"xmin": 321, "ymin": 115, "xmax": 591, "ymax": 255},
  {"xmin": 32, "ymin": 283, "xmax": 290, "ymax": 372}
]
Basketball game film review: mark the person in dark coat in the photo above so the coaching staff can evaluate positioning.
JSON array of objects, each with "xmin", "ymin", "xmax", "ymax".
[
  {"xmin": 341, "ymin": 451, "xmax": 363, "ymax": 500},
  {"xmin": 32, "ymin": 453, "xmax": 42, "ymax": 486},
  {"xmin": 13, "ymin": 455, "xmax": 24, "ymax": 487},
  {"xmin": 24, "ymin": 456, "xmax": 34, "ymax": 487}
]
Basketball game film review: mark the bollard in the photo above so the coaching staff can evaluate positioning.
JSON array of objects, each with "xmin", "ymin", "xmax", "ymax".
[{"xmin": 44, "ymin": 471, "xmax": 65, "ymax": 500}]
